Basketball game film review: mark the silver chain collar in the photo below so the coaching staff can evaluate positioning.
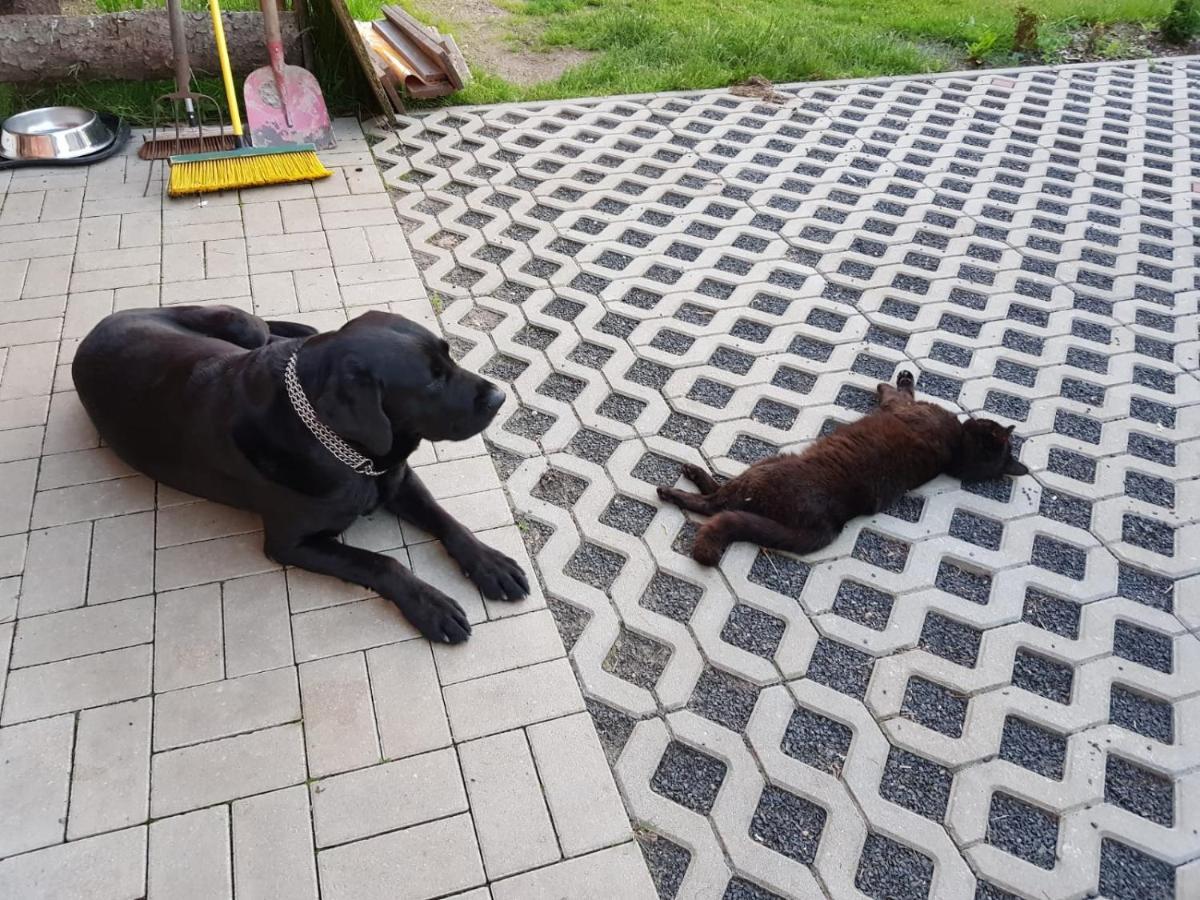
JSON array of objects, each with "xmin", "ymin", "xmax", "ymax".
[{"xmin": 284, "ymin": 352, "xmax": 386, "ymax": 477}]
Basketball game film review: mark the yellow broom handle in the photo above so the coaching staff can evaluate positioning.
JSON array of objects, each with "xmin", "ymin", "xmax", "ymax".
[{"xmin": 208, "ymin": 0, "xmax": 244, "ymax": 139}]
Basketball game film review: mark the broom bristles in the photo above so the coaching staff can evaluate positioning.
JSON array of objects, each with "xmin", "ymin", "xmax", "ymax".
[{"xmin": 168, "ymin": 144, "xmax": 331, "ymax": 197}]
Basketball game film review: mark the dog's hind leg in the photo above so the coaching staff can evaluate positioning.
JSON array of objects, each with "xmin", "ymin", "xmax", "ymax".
[
  {"xmin": 656, "ymin": 485, "xmax": 717, "ymax": 515},
  {"xmin": 165, "ymin": 305, "xmax": 272, "ymax": 350},
  {"xmin": 264, "ymin": 530, "xmax": 473, "ymax": 643},
  {"xmin": 680, "ymin": 462, "xmax": 720, "ymax": 495},
  {"xmin": 266, "ymin": 320, "xmax": 320, "ymax": 340},
  {"xmin": 691, "ymin": 510, "xmax": 836, "ymax": 566}
]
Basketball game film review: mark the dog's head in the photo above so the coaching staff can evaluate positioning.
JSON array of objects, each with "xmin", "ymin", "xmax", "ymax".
[
  {"xmin": 955, "ymin": 419, "xmax": 1029, "ymax": 481},
  {"xmin": 303, "ymin": 311, "xmax": 504, "ymax": 455}
]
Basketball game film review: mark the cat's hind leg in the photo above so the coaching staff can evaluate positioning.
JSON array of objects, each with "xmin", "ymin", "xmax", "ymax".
[
  {"xmin": 692, "ymin": 511, "xmax": 836, "ymax": 566},
  {"xmin": 657, "ymin": 485, "xmax": 716, "ymax": 515},
  {"xmin": 877, "ymin": 370, "xmax": 916, "ymax": 410},
  {"xmin": 680, "ymin": 463, "xmax": 720, "ymax": 495}
]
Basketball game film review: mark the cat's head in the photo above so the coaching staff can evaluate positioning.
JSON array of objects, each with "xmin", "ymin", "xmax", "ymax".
[{"xmin": 955, "ymin": 419, "xmax": 1029, "ymax": 480}]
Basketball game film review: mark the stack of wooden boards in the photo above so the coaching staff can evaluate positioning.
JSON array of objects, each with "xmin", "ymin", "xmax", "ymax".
[{"xmin": 358, "ymin": 5, "xmax": 470, "ymax": 100}]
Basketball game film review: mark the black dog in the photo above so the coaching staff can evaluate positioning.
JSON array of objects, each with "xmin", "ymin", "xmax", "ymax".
[{"xmin": 72, "ymin": 305, "xmax": 528, "ymax": 643}]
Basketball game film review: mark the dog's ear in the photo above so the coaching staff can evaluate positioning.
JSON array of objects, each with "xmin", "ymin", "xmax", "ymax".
[{"xmin": 315, "ymin": 357, "xmax": 392, "ymax": 458}]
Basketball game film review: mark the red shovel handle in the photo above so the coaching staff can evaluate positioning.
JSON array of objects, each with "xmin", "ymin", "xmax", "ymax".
[{"xmin": 259, "ymin": 0, "xmax": 291, "ymax": 126}]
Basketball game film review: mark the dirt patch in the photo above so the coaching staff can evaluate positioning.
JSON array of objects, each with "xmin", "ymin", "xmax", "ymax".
[{"xmin": 412, "ymin": 0, "xmax": 592, "ymax": 87}]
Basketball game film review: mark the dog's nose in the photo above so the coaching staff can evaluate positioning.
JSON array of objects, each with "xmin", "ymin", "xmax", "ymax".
[{"xmin": 479, "ymin": 384, "xmax": 504, "ymax": 415}]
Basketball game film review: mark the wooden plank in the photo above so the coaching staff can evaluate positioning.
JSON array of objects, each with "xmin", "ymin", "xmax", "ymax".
[{"xmin": 325, "ymin": 0, "xmax": 396, "ymax": 117}]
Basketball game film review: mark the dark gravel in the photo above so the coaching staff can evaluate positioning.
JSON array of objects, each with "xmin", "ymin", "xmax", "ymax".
[
  {"xmin": 503, "ymin": 406, "xmax": 556, "ymax": 441},
  {"xmin": 1030, "ymin": 535, "xmax": 1087, "ymax": 581},
  {"xmin": 900, "ymin": 677, "xmax": 967, "ymax": 737},
  {"xmin": 720, "ymin": 604, "xmax": 785, "ymax": 658},
  {"xmin": 1113, "ymin": 621, "xmax": 1173, "ymax": 674},
  {"xmin": 748, "ymin": 550, "xmax": 809, "ymax": 599},
  {"xmin": 1046, "ymin": 447, "xmax": 1096, "ymax": 483},
  {"xmin": 831, "ymin": 580, "xmax": 894, "ymax": 630},
  {"xmin": 650, "ymin": 741, "xmax": 728, "ymax": 814},
  {"xmin": 722, "ymin": 877, "xmax": 784, "ymax": 900},
  {"xmin": 880, "ymin": 747, "xmax": 952, "ymax": 821},
  {"xmin": 1021, "ymin": 588, "xmax": 1080, "ymax": 639},
  {"xmin": 1117, "ymin": 564, "xmax": 1173, "ymax": 612},
  {"xmin": 781, "ymin": 706, "xmax": 851, "ymax": 775},
  {"xmin": 1105, "ymin": 754, "xmax": 1174, "ymax": 826},
  {"xmin": 854, "ymin": 832, "xmax": 934, "ymax": 900},
  {"xmin": 564, "ymin": 542, "xmax": 626, "ymax": 593},
  {"xmin": 602, "ymin": 628, "xmax": 671, "ymax": 690},
  {"xmin": 805, "ymin": 638, "xmax": 874, "ymax": 699},
  {"xmin": 1109, "ymin": 684, "xmax": 1174, "ymax": 744},
  {"xmin": 600, "ymin": 495, "xmax": 657, "ymax": 537},
  {"xmin": 919, "ymin": 613, "xmax": 981, "ymax": 668},
  {"xmin": 531, "ymin": 468, "xmax": 588, "ymax": 508},
  {"xmin": 852, "ymin": 530, "xmax": 910, "ymax": 572},
  {"xmin": 546, "ymin": 597, "xmax": 590, "ymax": 652},
  {"xmin": 1098, "ymin": 838, "xmax": 1175, "ymax": 900},
  {"xmin": 935, "ymin": 561, "xmax": 992, "ymax": 604},
  {"xmin": 567, "ymin": 428, "xmax": 620, "ymax": 464},
  {"xmin": 636, "ymin": 830, "xmax": 691, "ymax": 900},
  {"xmin": 586, "ymin": 697, "xmax": 638, "ymax": 766},
  {"xmin": 687, "ymin": 666, "xmax": 760, "ymax": 732},
  {"xmin": 659, "ymin": 412, "xmax": 712, "ymax": 447},
  {"xmin": 1011, "ymin": 650, "xmax": 1074, "ymax": 704},
  {"xmin": 987, "ymin": 792, "xmax": 1058, "ymax": 869},
  {"xmin": 640, "ymin": 571, "xmax": 703, "ymax": 623},
  {"xmin": 999, "ymin": 716, "xmax": 1066, "ymax": 780},
  {"xmin": 598, "ymin": 392, "xmax": 648, "ymax": 424},
  {"xmin": 688, "ymin": 377, "xmax": 735, "ymax": 408},
  {"xmin": 949, "ymin": 510, "xmax": 1003, "ymax": 551},
  {"xmin": 749, "ymin": 786, "xmax": 826, "ymax": 865},
  {"xmin": 1122, "ymin": 514, "xmax": 1175, "ymax": 556}
]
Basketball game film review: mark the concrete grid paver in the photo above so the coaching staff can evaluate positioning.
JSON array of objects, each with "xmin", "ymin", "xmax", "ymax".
[
  {"xmin": 0, "ymin": 56, "xmax": 1196, "ymax": 899},
  {"xmin": 0, "ymin": 112, "xmax": 648, "ymax": 898},
  {"xmin": 368, "ymin": 56, "xmax": 1200, "ymax": 900}
]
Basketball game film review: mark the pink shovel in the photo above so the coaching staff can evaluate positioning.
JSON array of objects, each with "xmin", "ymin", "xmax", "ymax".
[{"xmin": 244, "ymin": 0, "xmax": 336, "ymax": 151}]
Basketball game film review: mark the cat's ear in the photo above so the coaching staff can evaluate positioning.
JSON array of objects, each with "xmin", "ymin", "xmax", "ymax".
[
  {"xmin": 1004, "ymin": 424, "xmax": 1016, "ymax": 437},
  {"xmin": 1004, "ymin": 457, "xmax": 1029, "ymax": 476}
]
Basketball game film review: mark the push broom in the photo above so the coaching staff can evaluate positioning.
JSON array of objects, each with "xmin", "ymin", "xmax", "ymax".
[{"xmin": 167, "ymin": 0, "xmax": 331, "ymax": 197}]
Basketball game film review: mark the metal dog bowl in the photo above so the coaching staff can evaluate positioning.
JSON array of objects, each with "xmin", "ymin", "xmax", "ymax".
[{"xmin": 1, "ymin": 107, "xmax": 114, "ymax": 161}]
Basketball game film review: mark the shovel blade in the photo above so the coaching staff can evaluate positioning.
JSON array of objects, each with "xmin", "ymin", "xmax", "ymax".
[{"xmin": 245, "ymin": 65, "xmax": 336, "ymax": 151}]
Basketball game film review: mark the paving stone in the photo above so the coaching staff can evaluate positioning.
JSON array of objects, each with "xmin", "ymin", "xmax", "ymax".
[
  {"xmin": 299, "ymin": 652, "xmax": 381, "ymax": 777},
  {"xmin": 1, "ymin": 644, "xmax": 150, "ymax": 725},
  {"xmin": 433, "ymin": 609, "xmax": 563, "ymax": 684},
  {"xmin": 232, "ymin": 785, "xmax": 319, "ymax": 900},
  {"xmin": 317, "ymin": 813, "xmax": 485, "ymax": 900},
  {"xmin": 154, "ymin": 585, "xmax": 224, "ymax": 692},
  {"xmin": 460, "ymin": 728, "xmax": 559, "ymax": 879},
  {"xmin": 150, "ymin": 723, "xmax": 306, "ymax": 817},
  {"xmin": 152, "ymin": 667, "xmax": 299, "ymax": 751},
  {"xmin": 527, "ymin": 711, "xmax": 630, "ymax": 856},
  {"xmin": 68, "ymin": 697, "xmax": 151, "ymax": 839},
  {"xmin": 0, "ymin": 825, "xmax": 146, "ymax": 900},
  {"xmin": 490, "ymin": 842, "xmax": 656, "ymax": 900},
  {"xmin": 222, "ymin": 570, "xmax": 293, "ymax": 677},
  {"xmin": 310, "ymin": 748, "xmax": 466, "ymax": 848},
  {"xmin": 443, "ymin": 658, "xmax": 584, "ymax": 741},
  {"xmin": 12, "ymin": 594, "xmax": 153, "ymax": 668},
  {"xmin": 148, "ymin": 807, "xmax": 231, "ymax": 900},
  {"xmin": 0, "ymin": 714, "xmax": 73, "ymax": 857},
  {"xmin": 366, "ymin": 639, "xmax": 452, "ymax": 760}
]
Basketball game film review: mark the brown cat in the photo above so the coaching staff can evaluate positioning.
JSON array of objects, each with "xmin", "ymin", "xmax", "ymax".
[{"xmin": 657, "ymin": 370, "xmax": 1029, "ymax": 566}]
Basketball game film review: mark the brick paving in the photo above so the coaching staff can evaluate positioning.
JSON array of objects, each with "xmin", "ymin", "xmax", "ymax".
[
  {"xmin": 0, "ymin": 56, "xmax": 1197, "ymax": 900},
  {"xmin": 0, "ymin": 119, "xmax": 647, "ymax": 898},
  {"xmin": 368, "ymin": 57, "xmax": 1200, "ymax": 900}
]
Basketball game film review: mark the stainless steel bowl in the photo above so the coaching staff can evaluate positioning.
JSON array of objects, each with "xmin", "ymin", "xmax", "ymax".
[{"xmin": 1, "ymin": 107, "xmax": 114, "ymax": 161}]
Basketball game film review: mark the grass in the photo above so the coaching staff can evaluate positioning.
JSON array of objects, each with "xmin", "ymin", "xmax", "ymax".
[
  {"xmin": 0, "ymin": 0, "xmax": 1177, "ymax": 122},
  {"xmin": 431, "ymin": 0, "xmax": 1172, "ymax": 105}
]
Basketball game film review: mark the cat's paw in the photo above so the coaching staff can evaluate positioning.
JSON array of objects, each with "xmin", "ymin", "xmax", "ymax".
[{"xmin": 896, "ymin": 369, "xmax": 915, "ymax": 389}]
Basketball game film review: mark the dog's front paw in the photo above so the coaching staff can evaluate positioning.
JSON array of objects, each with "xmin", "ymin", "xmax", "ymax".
[
  {"xmin": 461, "ymin": 542, "xmax": 529, "ymax": 602},
  {"xmin": 404, "ymin": 584, "xmax": 472, "ymax": 644},
  {"xmin": 897, "ymin": 369, "xmax": 915, "ymax": 388}
]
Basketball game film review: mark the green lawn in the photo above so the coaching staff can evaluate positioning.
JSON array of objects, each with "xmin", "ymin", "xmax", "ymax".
[
  {"xmin": 434, "ymin": 0, "xmax": 1174, "ymax": 105},
  {"xmin": 0, "ymin": 0, "xmax": 1178, "ymax": 121}
]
